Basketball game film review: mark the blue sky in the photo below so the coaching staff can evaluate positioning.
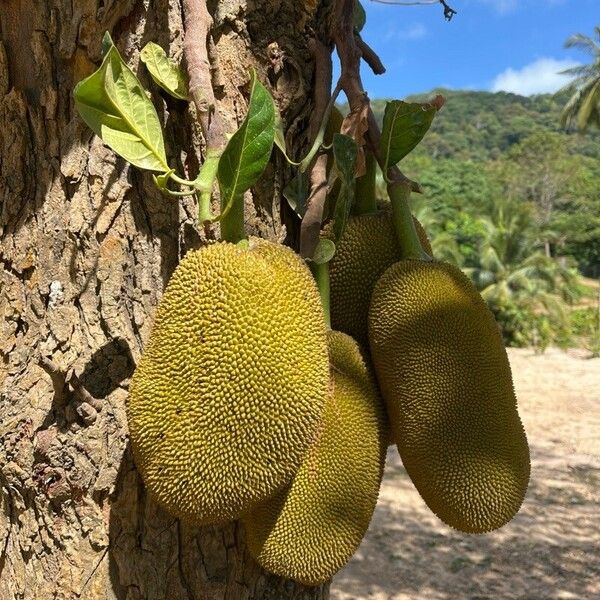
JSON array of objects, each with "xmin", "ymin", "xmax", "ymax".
[{"xmin": 343, "ymin": 0, "xmax": 598, "ymax": 99}]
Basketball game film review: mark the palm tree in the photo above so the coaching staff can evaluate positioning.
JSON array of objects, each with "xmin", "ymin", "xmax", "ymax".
[
  {"xmin": 411, "ymin": 199, "xmax": 464, "ymax": 264},
  {"xmin": 559, "ymin": 26, "xmax": 600, "ymax": 132},
  {"xmin": 464, "ymin": 200, "xmax": 581, "ymax": 346}
]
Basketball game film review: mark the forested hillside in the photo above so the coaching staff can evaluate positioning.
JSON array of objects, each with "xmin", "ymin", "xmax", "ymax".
[
  {"xmin": 367, "ymin": 90, "xmax": 600, "ymax": 350},
  {"xmin": 373, "ymin": 90, "xmax": 600, "ymax": 161},
  {"xmin": 367, "ymin": 89, "xmax": 600, "ymax": 275}
]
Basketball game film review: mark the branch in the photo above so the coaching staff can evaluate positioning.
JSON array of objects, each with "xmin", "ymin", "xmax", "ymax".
[
  {"xmin": 333, "ymin": 0, "xmax": 421, "ymax": 192},
  {"xmin": 333, "ymin": 0, "xmax": 365, "ymax": 114},
  {"xmin": 38, "ymin": 357, "xmax": 102, "ymax": 411},
  {"xmin": 182, "ymin": 0, "xmax": 226, "ymax": 153},
  {"xmin": 355, "ymin": 33, "xmax": 386, "ymax": 75},
  {"xmin": 439, "ymin": 0, "xmax": 457, "ymax": 21},
  {"xmin": 300, "ymin": 39, "xmax": 334, "ymax": 259}
]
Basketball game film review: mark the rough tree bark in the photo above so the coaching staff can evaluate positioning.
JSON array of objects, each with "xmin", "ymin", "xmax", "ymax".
[{"xmin": 0, "ymin": 1, "xmax": 330, "ymax": 598}]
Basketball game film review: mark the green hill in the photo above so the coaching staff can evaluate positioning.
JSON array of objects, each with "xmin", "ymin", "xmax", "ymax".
[
  {"xmin": 363, "ymin": 89, "xmax": 600, "ymax": 275},
  {"xmin": 371, "ymin": 89, "xmax": 600, "ymax": 161}
]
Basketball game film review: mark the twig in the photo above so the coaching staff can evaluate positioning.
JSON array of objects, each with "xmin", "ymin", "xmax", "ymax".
[
  {"xmin": 37, "ymin": 357, "xmax": 102, "ymax": 411},
  {"xmin": 333, "ymin": 0, "xmax": 365, "ymax": 115},
  {"xmin": 355, "ymin": 33, "xmax": 386, "ymax": 75},
  {"xmin": 439, "ymin": 0, "xmax": 457, "ymax": 21},
  {"xmin": 299, "ymin": 39, "xmax": 335, "ymax": 259},
  {"xmin": 333, "ymin": 0, "xmax": 420, "ymax": 192},
  {"xmin": 182, "ymin": 0, "xmax": 226, "ymax": 153}
]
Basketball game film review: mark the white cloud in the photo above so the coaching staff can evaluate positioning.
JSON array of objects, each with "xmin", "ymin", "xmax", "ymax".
[
  {"xmin": 473, "ymin": 0, "xmax": 566, "ymax": 16},
  {"xmin": 489, "ymin": 0, "xmax": 517, "ymax": 14},
  {"xmin": 400, "ymin": 23, "xmax": 427, "ymax": 40},
  {"xmin": 385, "ymin": 23, "xmax": 427, "ymax": 42},
  {"xmin": 491, "ymin": 57, "xmax": 580, "ymax": 96},
  {"xmin": 473, "ymin": 0, "xmax": 518, "ymax": 14}
]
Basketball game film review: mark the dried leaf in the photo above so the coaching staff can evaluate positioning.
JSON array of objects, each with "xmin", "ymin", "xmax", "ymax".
[{"xmin": 341, "ymin": 99, "xmax": 369, "ymax": 177}]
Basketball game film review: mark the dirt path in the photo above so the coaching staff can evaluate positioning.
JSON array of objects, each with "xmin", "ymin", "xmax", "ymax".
[{"xmin": 331, "ymin": 348, "xmax": 600, "ymax": 600}]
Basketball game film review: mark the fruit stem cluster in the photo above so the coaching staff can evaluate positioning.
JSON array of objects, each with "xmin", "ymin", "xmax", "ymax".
[
  {"xmin": 183, "ymin": 0, "xmax": 240, "ymax": 238},
  {"xmin": 332, "ymin": 0, "xmax": 427, "ymax": 259}
]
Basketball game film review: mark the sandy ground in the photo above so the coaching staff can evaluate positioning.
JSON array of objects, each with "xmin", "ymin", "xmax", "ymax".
[{"xmin": 331, "ymin": 348, "xmax": 600, "ymax": 600}]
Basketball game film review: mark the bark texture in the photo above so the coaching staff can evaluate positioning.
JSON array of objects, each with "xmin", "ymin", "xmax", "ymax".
[{"xmin": 0, "ymin": 1, "xmax": 330, "ymax": 598}]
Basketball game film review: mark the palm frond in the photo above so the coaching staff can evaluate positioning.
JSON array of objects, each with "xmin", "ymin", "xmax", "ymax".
[
  {"xmin": 430, "ymin": 231, "xmax": 463, "ymax": 265},
  {"xmin": 559, "ymin": 28, "xmax": 600, "ymax": 131},
  {"xmin": 479, "ymin": 243, "xmax": 504, "ymax": 275},
  {"xmin": 485, "ymin": 280, "xmax": 512, "ymax": 306},
  {"xmin": 559, "ymin": 64, "xmax": 595, "ymax": 78},
  {"xmin": 577, "ymin": 79, "xmax": 600, "ymax": 131},
  {"xmin": 536, "ymin": 293, "xmax": 568, "ymax": 323},
  {"xmin": 466, "ymin": 268, "xmax": 496, "ymax": 291},
  {"xmin": 506, "ymin": 269, "xmax": 536, "ymax": 294},
  {"xmin": 560, "ymin": 76, "xmax": 600, "ymax": 130},
  {"xmin": 564, "ymin": 33, "xmax": 600, "ymax": 55}
]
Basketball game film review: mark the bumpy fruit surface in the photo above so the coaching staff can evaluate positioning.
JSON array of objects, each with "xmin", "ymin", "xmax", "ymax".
[
  {"xmin": 369, "ymin": 260, "xmax": 530, "ymax": 533},
  {"xmin": 243, "ymin": 331, "xmax": 387, "ymax": 586},
  {"xmin": 128, "ymin": 239, "xmax": 329, "ymax": 525},
  {"xmin": 328, "ymin": 209, "xmax": 432, "ymax": 347}
]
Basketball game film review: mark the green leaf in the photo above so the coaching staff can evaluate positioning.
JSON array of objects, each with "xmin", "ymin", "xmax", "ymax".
[
  {"xmin": 140, "ymin": 42, "xmax": 189, "ymax": 100},
  {"xmin": 354, "ymin": 1, "xmax": 367, "ymax": 32},
  {"xmin": 332, "ymin": 133, "xmax": 358, "ymax": 242},
  {"xmin": 283, "ymin": 172, "xmax": 310, "ymax": 218},
  {"xmin": 380, "ymin": 97, "xmax": 443, "ymax": 172},
  {"xmin": 74, "ymin": 33, "xmax": 169, "ymax": 172},
  {"xmin": 312, "ymin": 238, "xmax": 336, "ymax": 265},
  {"xmin": 218, "ymin": 69, "xmax": 276, "ymax": 213}
]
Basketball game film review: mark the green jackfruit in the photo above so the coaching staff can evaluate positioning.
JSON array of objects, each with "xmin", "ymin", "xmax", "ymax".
[
  {"xmin": 368, "ymin": 260, "xmax": 530, "ymax": 533},
  {"xmin": 128, "ymin": 239, "xmax": 329, "ymax": 525},
  {"xmin": 243, "ymin": 330, "xmax": 387, "ymax": 586},
  {"xmin": 328, "ymin": 209, "xmax": 432, "ymax": 347}
]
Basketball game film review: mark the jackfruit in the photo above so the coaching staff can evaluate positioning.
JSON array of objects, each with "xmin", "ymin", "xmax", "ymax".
[
  {"xmin": 327, "ymin": 209, "xmax": 432, "ymax": 346},
  {"xmin": 128, "ymin": 239, "xmax": 330, "ymax": 525},
  {"xmin": 242, "ymin": 330, "xmax": 387, "ymax": 586},
  {"xmin": 368, "ymin": 260, "xmax": 530, "ymax": 533}
]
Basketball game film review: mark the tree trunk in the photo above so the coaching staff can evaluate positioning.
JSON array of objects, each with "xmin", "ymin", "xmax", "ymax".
[{"xmin": 0, "ymin": 1, "xmax": 330, "ymax": 598}]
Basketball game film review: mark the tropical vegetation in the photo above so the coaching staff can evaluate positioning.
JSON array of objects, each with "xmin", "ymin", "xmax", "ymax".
[{"xmin": 369, "ymin": 86, "xmax": 600, "ymax": 354}]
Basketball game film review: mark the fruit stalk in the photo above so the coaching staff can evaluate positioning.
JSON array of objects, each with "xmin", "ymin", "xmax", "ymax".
[
  {"xmin": 195, "ymin": 150, "xmax": 220, "ymax": 223},
  {"xmin": 219, "ymin": 194, "xmax": 246, "ymax": 243},
  {"xmin": 388, "ymin": 181, "xmax": 431, "ymax": 262},
  {"xmin": 310, "ymin": 261, "xmax": 332, "ymax": 329}
]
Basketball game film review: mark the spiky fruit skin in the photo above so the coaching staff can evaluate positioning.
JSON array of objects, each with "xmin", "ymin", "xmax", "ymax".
[
  {"xmin": 128, "ymin": 239, "xmax": 329, "ymax": 525},
  {"xmin": 328, "ymin": 210, "xmax": 432, "ymax": 347},
  {"xmin": 369, "ymin": 260, "xmax": 530, "ymax": 533},
  {"xmin": 242, "ymin": 331, "xmax": 387, "ymax": 586}
]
